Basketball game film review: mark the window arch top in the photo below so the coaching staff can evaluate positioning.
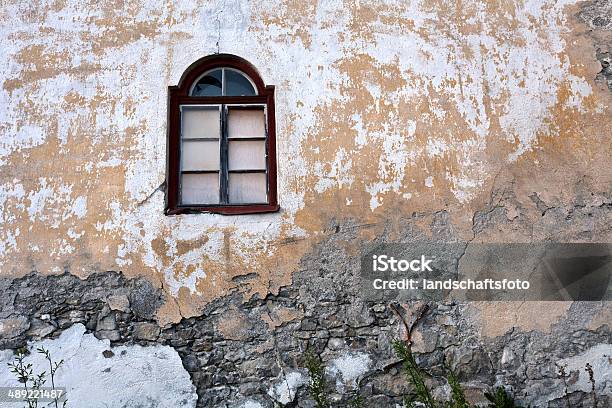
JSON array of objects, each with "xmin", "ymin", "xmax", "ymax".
[
  {"xmin": 190, "ymin": 68, "xmax": 257, "ymax": 97},
  {"xmin": 174, "ymin": 54, "xmax": 268, "ymax": 97}
]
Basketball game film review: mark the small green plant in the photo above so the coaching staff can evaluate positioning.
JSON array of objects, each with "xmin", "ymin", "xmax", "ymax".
[
  {"xmin": 304, "ymin": 349, "xmax": 330, "ymax": 408},
  {"xmin": 303, "ymin": 349, "xmax": 366, "ymax": 408},
  {"xmin": 484, "ymin": 387, "xmax": 527, "ymax": 408},
  {"xmin": 8, "ymin": 349, "xmax": 43, "ymax": 408},
  {"xmin": 7, "ymin": 347, "xmax": 67, "ymax": 408},
  {"xmin": 393, "ymin": 340, "xmax": 530, "ymax": 408},
  {"xmin": 348, "ymin": 390, "xmax": 364, "ymax": 408},
  {"xmin": 37, "ymin": 347, "xmax": 65, "ymax": 408},
  {"xmin": 446, "ymin": 362, "xmax": 469, "ymax": 408},
  {"xmin": 392, "ymin": 340, "xmax": 437, "ymax": 408}
]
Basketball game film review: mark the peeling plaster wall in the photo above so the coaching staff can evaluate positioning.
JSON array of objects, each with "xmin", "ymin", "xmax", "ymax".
[
  {"xmin": 0, "ymin": 324, "xmax": 198, "ymax": 407},
  {"xmin": 0, "ymin": 4, "xmax": 611, "ymax": 403},
  {"xmin": 1, "ymin": 0, "xmax": 610, "ymax": 326},
  {"xmin": 0, "ymin": 271, "xmax": 610, "ymax": 406}
]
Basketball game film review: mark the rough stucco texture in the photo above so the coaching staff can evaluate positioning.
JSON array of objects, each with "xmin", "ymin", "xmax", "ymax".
[
  {"xmin": 0, "ymin": 323, "xmax": 198, "ymax": 407},
  {"xmin": 0, "ymin": 0, "xmax": 611, "ymax": 325}
]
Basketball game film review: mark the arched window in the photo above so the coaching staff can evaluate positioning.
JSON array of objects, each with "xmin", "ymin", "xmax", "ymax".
[{"xmin": 165, "ymin": 54, "xmax": 278, "ymax": 215}]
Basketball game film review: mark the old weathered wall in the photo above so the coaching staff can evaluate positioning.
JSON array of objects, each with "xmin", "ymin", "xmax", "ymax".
[{"xmin": 0, "ymin": 0, "xmax": 610, "ymax": 407}]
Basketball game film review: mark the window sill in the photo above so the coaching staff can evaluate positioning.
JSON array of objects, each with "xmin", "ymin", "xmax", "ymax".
[{"xmin": 165, "ymin": 204, "xmax": 280, "ymax": 216}]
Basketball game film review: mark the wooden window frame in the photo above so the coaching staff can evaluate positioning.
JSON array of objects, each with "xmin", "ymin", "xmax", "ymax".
[{"xmin": 165, "ymin": 54, "xmax": 279, "ymax": 215}]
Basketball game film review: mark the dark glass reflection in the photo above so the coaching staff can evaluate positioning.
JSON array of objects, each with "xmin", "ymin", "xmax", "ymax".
[
  {"xmin": 225, "ymin": 69, "xmax": 256, "ymax": 96},
  {"xmin": 191, "ymin": 69, "xmax": 222, "ymax": 96}
]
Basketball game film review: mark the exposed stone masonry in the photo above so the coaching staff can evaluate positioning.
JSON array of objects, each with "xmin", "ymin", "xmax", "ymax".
[
  {"xmin": 0, "ymin": 246, "xmax": 609, "ymax": 407},
  {"xmin": 578, "ymin": 0, "xmax": 612, "ymax": 91}
]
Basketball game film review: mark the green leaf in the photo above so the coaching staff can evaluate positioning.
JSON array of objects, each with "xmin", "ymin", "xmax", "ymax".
[
  {"xmin": 446, "ymin": 363, "xmax": 470, "ymax": 408},
  {"xmin": 393, "ymin": 340, "xmax": 437, "ymax": 408}
]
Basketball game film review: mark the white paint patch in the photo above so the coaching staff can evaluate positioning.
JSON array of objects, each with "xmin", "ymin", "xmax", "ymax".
[
  {"xmin": 326, "ymin": 352, "xmax": 371, "ymax": 392},
  {"xmin": 366, "ymin": 182, "xmax": 385, "ymax": 210},
  {"xmin": 268, "ymin": 371, "xmax": 306, "ymax": 405},
  {"xmin": 314, "ymin": 148, "xmax": 355, "ymax": 193},
  {"xmin": 565, "ymin": 74, "xmax": 593, "ymax": 112},
  {"xmin": 26, "ymin": 178, "xmax": 55, "ymax": 221},
  {"xmin": 0, "ymin": 324, "xmax": 197, "ymax": 408},
  {"xmin": 365, "ymin": 125, "xmax": 414, "ymax": 210},
  {"xmin": 557, "ymin": 344, "xmax": 612, "ymax": 395},
  {"xmin": 164, "ymin": 265, "xmax": 207, "ymax": 296},
  {"xmin": 0, "ymin": 123, "xmax": 46, "ymax": 167},
  {"xmin": 70, "ymin": 196, "xmax": 88, "ymax": 219},
  {"xmin": 426, "ymin": 138, "xmax": 448, "ymax": 157},
  {"xmin": 425, "ymin": 176, "xmax": 434, "ymax": 188},
  {"xmin": 352, "ymin": 113, "xmax": 367, "ymax": 147}
]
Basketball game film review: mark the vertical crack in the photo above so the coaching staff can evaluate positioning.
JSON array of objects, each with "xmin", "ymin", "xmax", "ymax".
[{"xmin": 215, "ymin": 0, "xmax": 226, "ymax": 54}]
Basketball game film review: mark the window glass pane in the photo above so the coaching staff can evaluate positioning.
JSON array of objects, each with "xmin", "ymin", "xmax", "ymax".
[
  {"xmin": 229, "ymin": 173, "xmax": 267, "ymax": 204},
  {"xmin": 182, "ymin": 106, "xmax": 220, "ymax": 139},
  {"xmin": 228, "ymin": 109, "xmax": 266, "ymax": 138},
  {"xmin": 228, "ymin": 140, "xmax": 266, "ymax": 170},
  {"xmin": 191, "ymin": 69, "xmax": 222, "ymax": 96},
  {"xmin": 224, "ymin": 69, "xmax": 256, "ymax": 96},
  {"xmin": 182, "ymin": 140, "xmax": 219, "ymax": 171},
  {"xmin": 181, "ymin": 173, "xmax": 219, "ymax": 204}
]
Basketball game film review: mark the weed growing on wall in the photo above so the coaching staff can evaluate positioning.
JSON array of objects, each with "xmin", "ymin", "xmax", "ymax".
[
  {"xmin": 348, "ymin": 390, "xmax": 364, "ymax": 408},
  {"xmin": 304, "ymin": 349, "xmax": 330, "ymax": 408},
  {"xmin": 302, "ymin": 339, "xmax": 536, "ymax": 407},
  {"xmin": 7, "ymin": 347, "xmax": 67, "ymax": 408},
  {"xmin": 445, "ymin": 361, "xmax": 470, "ymax": 408},
  {"xmin": 393, "ymin": 339, "xmax": 530, "ymax": 408},
  {"xmin": 483, "ymin": 387, "xmax": 527, "ymax": 408},
  {"xmin": 392, "ymin": 340, "xmax": 438, "ymax": 407}
]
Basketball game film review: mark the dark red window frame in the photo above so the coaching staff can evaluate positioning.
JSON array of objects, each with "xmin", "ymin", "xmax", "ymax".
[{"xmin": 165, "ymin": 54, "xmax": 279, "ymax": 215}]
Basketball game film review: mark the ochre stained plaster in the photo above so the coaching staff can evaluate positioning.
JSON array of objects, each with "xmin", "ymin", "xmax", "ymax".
[{"xmin": 0, "ymin": 0, "xmax": 610, "ymax": 326}]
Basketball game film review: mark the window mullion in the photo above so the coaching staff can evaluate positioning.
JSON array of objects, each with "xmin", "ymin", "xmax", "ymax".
[{"xmin": 219, "ymin": 105, "xmax": 229, "ymax": 204}]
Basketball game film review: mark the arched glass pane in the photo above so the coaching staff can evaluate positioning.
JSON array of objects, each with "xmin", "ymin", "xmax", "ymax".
[
  {"xmin": 225, "ymin": 69, "xmax": 256, "ymax": 96},
  {"xmin": 191, "ymin": 69, "xmax": 222, "ymax": 96}
]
